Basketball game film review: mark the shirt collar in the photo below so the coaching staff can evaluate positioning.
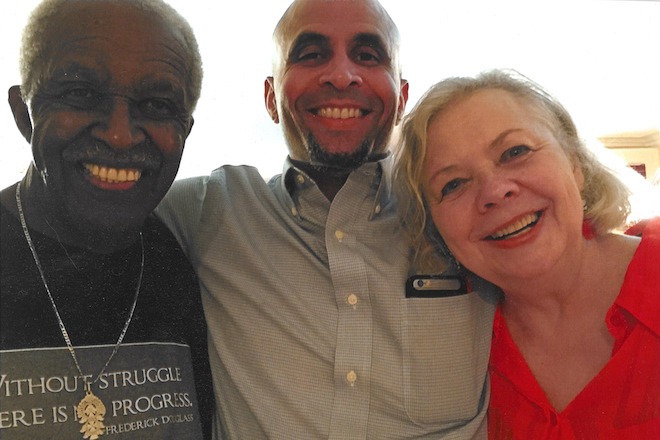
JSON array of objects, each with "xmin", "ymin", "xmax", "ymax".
[{"xmin": 279, "ymin": 155, "xmax": 394, "ymax": 221}]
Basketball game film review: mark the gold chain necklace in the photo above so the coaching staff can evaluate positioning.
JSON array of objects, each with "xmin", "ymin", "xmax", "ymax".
[{"xmin": 15, "ymin": 182, "xmax": 143, "ymax": 440}]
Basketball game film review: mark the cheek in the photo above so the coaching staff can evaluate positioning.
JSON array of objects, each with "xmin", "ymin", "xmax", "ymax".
[
  {"xmin": 429, "ymin": 206, "xmax": 459, "ymax": 245},
  {"xmin": 279, "ymin": 74, "xmax": 306, "ymax": 115},
  {"xmin": 379, "ymin": 77, "xmax": 404, "ymax": 111},
  {"xmin": 428, "ymin": 202, "xmax": 474, "ymax": 260},
  {"xmin": 33, "ymin": 110, "xmax": 90, "ymax": 141},
  {"xmin": 145, "ymin": 123, "xmax": 188, "ymax": 157}
]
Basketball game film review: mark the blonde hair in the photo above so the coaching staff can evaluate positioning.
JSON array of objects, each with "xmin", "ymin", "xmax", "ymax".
[{"xmin": 393, "ymin": 69, "xmax": 631, "ymax": 273}]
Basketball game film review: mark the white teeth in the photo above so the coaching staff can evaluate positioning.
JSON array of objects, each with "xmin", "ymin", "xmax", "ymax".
[
  {"xmin": 490, "ymin": 213, "xmax": 539, "ymax": 239},
  {"xmin": 83, "ymin": 163, "xmax": 142, "ymax": 183},
  {"xmin": 318, "ymin": 107, "xmax": 363, "ymax": 119}
]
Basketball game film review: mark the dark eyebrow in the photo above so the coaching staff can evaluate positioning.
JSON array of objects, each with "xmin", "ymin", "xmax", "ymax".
[
  {"xmin": 50, "ymin": 63, "xmax": 105, "ymax": 83},
  {"xmin": 353, "ymin": 33, "xmax": 388, "ymax": 52},
  {"xmin": 352, "ymin": 32, "xmax": 392, "ymax": 64},
  {"xmin": 288, "ymin": 32, "xmax": 328, "ymax": 61}
]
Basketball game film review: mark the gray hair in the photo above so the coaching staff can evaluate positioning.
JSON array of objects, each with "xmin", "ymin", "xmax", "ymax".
[{"xmin": 19, "ymin": 0, "xmax": 203, "ymax": 111}]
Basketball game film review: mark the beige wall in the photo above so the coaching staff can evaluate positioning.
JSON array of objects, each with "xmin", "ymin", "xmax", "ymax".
[{"xmin": 599, "ymin": 130, "xmax": 660, "ymax": 183}]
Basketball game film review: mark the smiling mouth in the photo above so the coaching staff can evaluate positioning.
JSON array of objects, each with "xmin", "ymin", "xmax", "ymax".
[
  {"xmin": 486, "ymin": 211, "xmax": 543, "ymax": 241},
  {"xmin": 82, "ymin": 163, "xmax": 142, "ymax": 183},
  {"xmin": 314, "ymin": 107, "xmax": 365, "ymax": 119}
]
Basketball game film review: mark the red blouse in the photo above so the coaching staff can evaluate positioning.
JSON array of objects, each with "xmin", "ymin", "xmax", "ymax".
[{"xmin": 488, "ymin": 218, "xmax": 660, "ymax": 439}]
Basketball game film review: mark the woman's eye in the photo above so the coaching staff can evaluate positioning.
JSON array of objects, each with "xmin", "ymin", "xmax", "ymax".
[
  {"xmin": 441, "ymin": 178, "xmax": 467, "ymax": 198},
  {"xmin": 501, "ymin": 145, "xmax": 531, "ymax": 162}
]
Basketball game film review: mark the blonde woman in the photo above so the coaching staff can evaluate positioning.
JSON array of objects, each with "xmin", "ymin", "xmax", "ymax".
[{"xmin": 394, "ymin": 69, "xmax": 659, "ymax": 439}]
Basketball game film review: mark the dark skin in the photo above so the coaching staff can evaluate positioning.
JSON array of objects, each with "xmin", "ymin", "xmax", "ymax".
[{"xmin": 2, "ymin": 1, "xmax": 195, "ymax": 254}]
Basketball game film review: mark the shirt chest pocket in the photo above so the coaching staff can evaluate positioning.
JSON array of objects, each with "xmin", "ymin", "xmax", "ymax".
[{"xmin": 401, "ymin": 294, "xmax": 494, "ymax": 426}]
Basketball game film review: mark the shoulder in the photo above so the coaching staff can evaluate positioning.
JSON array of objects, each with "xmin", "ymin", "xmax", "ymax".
[
  {"xmin": 167, "ymin": 165, "xmax": 271, "ymax": 198},
  {"xmin": 617, "ymin": 217, "xmax": 660, "ymax": 335},
  {"xmin": 629, "ymin": 217, "xmax": 660, "ymax": 261},
  {"xmin": 142, "ymin": 215, "xmax": 189, "ymax": 258}
]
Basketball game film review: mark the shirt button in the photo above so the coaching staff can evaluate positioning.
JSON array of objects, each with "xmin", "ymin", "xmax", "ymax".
[
  {"xmin": 296, "ymin": 174, "xmax": 305, "ymax": 184},
  {"xmin": 347, "ymin": 294, "xmax": 358, "ymax": 306},
  {"xmin": 346, "ymin": 370, "xmax": 357, "ymax": 386},
  {"xmin": 335, "ymin": 230, "xmax": 345, "ymax": 241},
  {"xmin": 374, "ymin": 204, "xmax": 381, "ymax": 214},
  {"xmin": 291, "ymin": 206, "xmax": 298, "ymax": 216}
]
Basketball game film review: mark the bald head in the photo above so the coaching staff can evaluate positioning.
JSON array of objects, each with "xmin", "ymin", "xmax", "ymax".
[{"xmin": 271, "ymin": 0, "xmax": 402, "ymax": 78}]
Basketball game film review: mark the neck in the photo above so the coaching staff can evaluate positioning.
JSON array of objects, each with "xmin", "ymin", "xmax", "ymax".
[
  {"xmin": 291, "ymin": 160, "xmax": 353, "ymax": 202},
  {"xmin": 291, "ymin": 154, "xmax": 385, "ymax": 201},
  {"xmin": 500, "ymin": 233, "xmax": 639, "ymax": 326},
  {"xmin": 10, "ymin": 176, "xmax": 142, "ymax": 254}
]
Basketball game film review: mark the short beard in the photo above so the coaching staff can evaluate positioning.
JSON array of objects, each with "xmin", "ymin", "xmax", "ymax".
[{"xmin": 306, "ymin": 133, "xmax": 372, "ymax": 171}]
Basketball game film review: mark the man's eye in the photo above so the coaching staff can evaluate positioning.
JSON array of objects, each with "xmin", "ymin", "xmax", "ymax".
[
  {"xmin": 354, "ymin": 47, "xmax": 381, "ymax": 65},
  {"xmin": 501, "ymin": 145, "xmax": 531, "ymax": 162},
  {"xmin": 293, "ymin": 46, "xmax": 326, "ymax": 64},
  {"xmin": 298, "ymin": 51, "xmax": 322, "ymax": 61},
  {"xmin": 60, "ymin": 88, "xmax": 102, "ymax": 107},
  {"xmin": 138, "ymin": 98, "xmax": 179, "ymax": 118}
]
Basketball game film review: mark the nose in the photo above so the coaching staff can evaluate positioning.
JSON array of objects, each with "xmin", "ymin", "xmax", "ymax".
[
  {"xmin": 318, "ymin": 54, "xmax": 363, "ymax": 90},
  {"xmin": 476, "ymin": 172, "xmax": 519, "ymax": 213},
  {"xmin": 91, "ymin": 96, "xmax": 146, "ymax": 150}
]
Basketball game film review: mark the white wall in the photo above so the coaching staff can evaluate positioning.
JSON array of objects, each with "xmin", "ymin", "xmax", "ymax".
[{"xmin": 2, "ymin": 1, "xmax": 659, "ymax": 193}]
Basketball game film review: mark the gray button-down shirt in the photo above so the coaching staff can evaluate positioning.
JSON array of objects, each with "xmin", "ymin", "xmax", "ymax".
[{"xmin": 156, "ymin": 158, "xmax": 495, "ymax": 439}]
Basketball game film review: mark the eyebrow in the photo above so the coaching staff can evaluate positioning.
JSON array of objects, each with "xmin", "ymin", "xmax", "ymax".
[
  {"xmin": 353, "ymin": 32, "xmax": 390, "ymax": 58},
  {"xmin": 287, "ymin": 31, "xmax": 392, "ymax": 62},
  {"xmin": 487, "ymin": 128, "xmax": 525, "ymax": 151},
  {"xmin": 288, "ymin": 32, "xmax": 327, "ymax": 61},
  {"xmin": 426, "ymin": 128, "xmax": 526, "ymax": 184},
  {"xmin": 50, "ymin": 63, "xmax": 105, "ymax": 82}
]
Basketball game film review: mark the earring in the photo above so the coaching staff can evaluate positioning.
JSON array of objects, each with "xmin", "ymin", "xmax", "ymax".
[
  {"xmin": 40, "ymin": 168, "xmax": 49, "ymax": 186},
  {"xmin": 582, "ymin": 199, "xmax": 595, "ymax": 240},
  {"xmin": 428, "ymin": 225, "xmax": 461, "ymax": 271},
  {"xmin": 582, "ymin": 218, "xmax": 595, "ymax": 240}
]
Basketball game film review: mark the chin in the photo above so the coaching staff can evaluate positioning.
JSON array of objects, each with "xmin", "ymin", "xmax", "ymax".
[{"xmin": 308, "ymin": 137, "xmax": 371, "ymax": 169}]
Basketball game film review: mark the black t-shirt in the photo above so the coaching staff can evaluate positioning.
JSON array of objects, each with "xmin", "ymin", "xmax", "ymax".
[{"xmin": 1, "ymin": 192, "xmax": 214, "ymax": 439}]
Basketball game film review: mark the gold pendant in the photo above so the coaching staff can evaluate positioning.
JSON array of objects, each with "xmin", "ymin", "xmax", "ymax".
[{"xmin": 77, "ymin": 390, "xmax": 106, "ymax": 439}]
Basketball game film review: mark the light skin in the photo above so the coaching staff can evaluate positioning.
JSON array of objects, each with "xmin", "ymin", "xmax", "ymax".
[
  {"xmin": 264, "ymin": 0, "xmax": 408, "ymax": 200},
  {"xmin": 423, "ymin": 88, "xmax": 640, "ymax": 411},
  {"xmin": 3, "ymin": 1, "xmax": 195, "ymax": 253}
]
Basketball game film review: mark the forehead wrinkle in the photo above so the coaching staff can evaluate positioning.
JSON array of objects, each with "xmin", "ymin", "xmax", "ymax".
[
  {"xmin": 50, "ymin": 61, "xmax": 107, "ymax": 81},
  {"xmin": 145, "ymin": 49, "xmax": 191, "ymax": 80}
]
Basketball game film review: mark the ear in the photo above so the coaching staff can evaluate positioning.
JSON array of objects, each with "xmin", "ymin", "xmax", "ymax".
[
  {"xmin": 8, "ymin": 85, "xmax": 32, "ymax": 143},
  {"xmin": 572, "ymin": 159, "xmax": 585, "ymax": 192},
  {"xmin": 187, "ymin": 117, "xmax": 195, "ymax": 137},
  {"xmin": 395, "ymin": 79, "xmax": 409, "ymax": 125},
  {"xmin": 180, "ymin": 117, "xmax": 194, "ymax": 154},
  {"xmin": 264, "ymin": 76, "xmax": 279, "ymax": 124}
]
